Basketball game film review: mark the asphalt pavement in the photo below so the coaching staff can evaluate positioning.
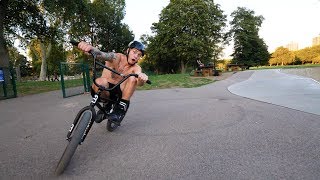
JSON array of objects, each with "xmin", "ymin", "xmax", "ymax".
[{"xmin": 0, "ymin": 69, "xmax": 319, "ymax": 179}]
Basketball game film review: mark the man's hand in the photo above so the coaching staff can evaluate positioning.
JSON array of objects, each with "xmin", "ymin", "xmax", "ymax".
[
  {"xmin": 78, "ymin": 41, "xmax": 93, "ymax": 52},
  {"xmin": 78, "ymin": 41, "xmax": 101, "ymax": 55},
  {"xmin": 137, "ymin": 73, "xmax": 148, "ymax": 85}
]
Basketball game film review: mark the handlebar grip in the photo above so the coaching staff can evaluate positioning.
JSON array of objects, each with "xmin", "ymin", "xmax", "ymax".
[
  {"xmin": 133, "ymin": 74, "xmax": 151, "ymax": 84},
  {"xmin": 70, "ymin": 40, "xmax": 95, "ymax": 56},
  {"xmin": 70, "ymin": 40, "xmax": 79, "ymax": 46}
]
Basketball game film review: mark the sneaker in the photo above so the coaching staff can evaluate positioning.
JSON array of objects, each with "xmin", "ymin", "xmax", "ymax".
[
  {"xmin": 109, "ymin": 100, "xmax": 129, "ymax": 126},
  {"xmin": 95, "ymin": 110, "xmax": 105, "ymax": 123},
  {"xmin": 94, "ymin": 102, "xmax": 112, "ymax": 123}
]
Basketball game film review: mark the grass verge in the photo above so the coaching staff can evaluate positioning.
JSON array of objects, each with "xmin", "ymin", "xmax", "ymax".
[
  {"xmin": 16, "ymin": 74, "xmax": 215, "ymax": 96},
  {"xmin": 250, "ymin": 64, "xmax": 320, "ymax": 70}
]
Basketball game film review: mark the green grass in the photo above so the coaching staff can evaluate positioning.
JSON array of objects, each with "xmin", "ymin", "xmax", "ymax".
[
  {"xmin": 16, "ymin": 74, "xmax": 215, "ymax": 96},
  {"xmin": 16, "ymin": 79, "xmax": 84, "ymax": 96},
  {"xmin": 137, "ymin": 74, "xmax": 214, "ymax": 90},
  {"xmin": 17, "ymin": 81, "xmax": 61, "ymax": 96}
]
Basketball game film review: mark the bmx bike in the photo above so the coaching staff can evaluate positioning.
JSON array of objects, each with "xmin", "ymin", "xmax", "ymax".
[{"xmin": 54, "ymin": 41, "xmax": 151, "ymax": 175}]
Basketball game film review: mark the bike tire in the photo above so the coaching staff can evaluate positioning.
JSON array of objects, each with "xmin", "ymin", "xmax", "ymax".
[{"xmin": 54, "ymin": 110, "xmax": 92, "ymax": 176}]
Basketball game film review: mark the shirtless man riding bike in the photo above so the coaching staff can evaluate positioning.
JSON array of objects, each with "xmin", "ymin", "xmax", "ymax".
[{"xmin": 77, "ymin": 40, "xmax": 149, "ymax": 125}]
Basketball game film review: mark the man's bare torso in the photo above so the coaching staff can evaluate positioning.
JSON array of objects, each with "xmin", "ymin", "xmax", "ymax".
[{"xmin": 101, "ymin": 53, "xmax": 142, "ymax": 84}]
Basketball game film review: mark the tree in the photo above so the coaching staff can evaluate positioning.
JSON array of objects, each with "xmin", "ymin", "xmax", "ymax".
[
  {"xmin": 67, "ymin": 0, "xmax": 134, "ymax": 66},
  {"xmin": 308, "ymin": 45, "xmax": 320, "ymax": 64},
  {"xmin": 146, "ymin": 0, "xmax": 227, "ymax": 74},
  {"xmin": 1, "ymin": 0, "xmax": 45, "ymax": 67},
  {"xmin": 229, "ymin": 7, "xmax": 269, "ymax": 67},
  {"xmin": 90, "ymin": 0, "xmax": 133, "ymax": 52},
  {"xmin": 269, "ymin": 45, "xmax": 320, "ymax": 66},
  {"xmin": 0, "ymin": 0, "xmax": 10, "ymax": 68},
  {"xmin": 269, "ymin": 47, "xmax": 294, "ymax": 66},
  {"xmin": 311, "ymin": 45, "xmax": 320, "ymax": 64},
  {"xmin": 295, "ymin": 48, "xmax": 311, "ymax": 64},
  {"xmin": 46, "ymin": 42, "xmax": 66, "ymax": 76},
  {"xmin": 28, "ymin": 39, "xmax": 66, "ymax": 77},
  {"xmin": 2, "ymin": 0, "xmax": 132, "ymax": 81},
  {"xmin": 2, "ymin": 0, "xmax": 69, "ymax": 81},
  {"xmin": 7, "ymin": 46, "xmax": 30, "ymax": 81}
]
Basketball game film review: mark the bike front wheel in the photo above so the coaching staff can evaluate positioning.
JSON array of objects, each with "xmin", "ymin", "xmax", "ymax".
[{"xmin": 54, "ymin": 109, "xmax": 93, "ymax": 175}]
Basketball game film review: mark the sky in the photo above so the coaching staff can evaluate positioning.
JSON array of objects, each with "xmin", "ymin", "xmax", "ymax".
[
  {"xmin": 123, "ymin": 0, "xmax": 170, "ymax": 39},
  {"xmin": 123, "ymin": 0, "xmax": 320, "ymax": 58}
]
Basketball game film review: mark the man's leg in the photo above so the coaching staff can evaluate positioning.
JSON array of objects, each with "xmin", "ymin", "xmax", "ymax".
[
  {"xmin": 92, "ymin": 77, "xmax": 110, "ymax": 100},
  {"xmin": 109, "ymin": 76, "xmax": 137, "ymax": 125},
  {"xmin": 121, "ymin": 76, "xmax": 137, "ymax": 100},
  {"xmin": 92, "ymin": 77, "xmax": 111, "ymax": 123}
]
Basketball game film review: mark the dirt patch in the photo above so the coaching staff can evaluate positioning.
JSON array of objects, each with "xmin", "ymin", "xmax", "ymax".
[
  {"xmin": 281, "ymin": 67, "xmax": 320, "ymax": 82},
  {"xmin": 191, "ymin": 71, "xmax": 236, "ymax": 81}
]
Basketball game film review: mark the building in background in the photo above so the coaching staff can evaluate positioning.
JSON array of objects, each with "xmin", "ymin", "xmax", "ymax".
[
  {"xmin": 312, "ymin": 34, "xmax": 320, "ymax": 46},
  {"xmin": 286, "ymin": 41, "xmax": 299, "ymax": 51}
]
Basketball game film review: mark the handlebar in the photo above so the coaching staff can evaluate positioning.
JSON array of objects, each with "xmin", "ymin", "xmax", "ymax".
[
  {"xmin": 70, "ymin": 40, "xmax": 151, "ymax": 92},
  {"xmin": 70, "ymin": 40, "xmax": 79, "ymax": 46}
]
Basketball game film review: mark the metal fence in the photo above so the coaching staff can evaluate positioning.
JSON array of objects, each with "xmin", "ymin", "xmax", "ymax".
[{"xmin": 59, "ymin": 62, "xmax": 90, "ymax": 98}]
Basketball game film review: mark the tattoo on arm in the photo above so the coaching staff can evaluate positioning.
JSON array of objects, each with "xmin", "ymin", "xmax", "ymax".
[{"xmin": 102, "ymin": 52, "xmax": 117, "ymax": 61}]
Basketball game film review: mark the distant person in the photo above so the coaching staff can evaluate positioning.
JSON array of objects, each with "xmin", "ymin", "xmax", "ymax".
[
  {"xmin": 197, "ymin": 59, "xmax": 204, "ymax": 70},
  {"xmin": 53, "ymin": 72, "xmax": 59, "ymax": 81}
]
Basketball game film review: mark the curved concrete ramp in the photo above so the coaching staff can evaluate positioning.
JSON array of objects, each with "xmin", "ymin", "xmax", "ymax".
[{"xmin": 228, "ymin": 69, "xmax": 320, "ymax": 115}]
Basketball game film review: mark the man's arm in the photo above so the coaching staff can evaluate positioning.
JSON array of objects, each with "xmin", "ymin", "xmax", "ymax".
[
  {"xmin": 77, "ymin": 41, "xmax": 117, "ymax": 62},
  {"xmin": 99, "ymin": 52, "xmax": 118, "ymax": 62},
  {"xmin": 89, "ymin": 48, "xmax": 118, "ymax": 62}
]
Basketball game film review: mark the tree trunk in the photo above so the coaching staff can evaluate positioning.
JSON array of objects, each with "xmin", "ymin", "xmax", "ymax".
[
  {"xmin": 180, "ymin": 60, "xmax": 186, "ymax": 74},
  {"xmin": 38, "ymin": 41, "xmax": 52, "ymax": 81},
  {"xmin": 15, "ymin": 65, "xmax": 21, "ymax": 82},
  {"xmin": 0, "ymin": 0, "xmax": 10, "ymax": 68}
]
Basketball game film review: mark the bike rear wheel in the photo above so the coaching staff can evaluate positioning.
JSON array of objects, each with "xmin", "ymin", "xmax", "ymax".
[{"xmin": 54, "ymin": 110, "xmax": 93, "ymax": 175}]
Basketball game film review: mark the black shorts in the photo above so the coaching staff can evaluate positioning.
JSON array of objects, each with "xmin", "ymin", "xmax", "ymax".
[{"xmin": 91, "ymin": 82, "xmax": 122, "ymax": 101}]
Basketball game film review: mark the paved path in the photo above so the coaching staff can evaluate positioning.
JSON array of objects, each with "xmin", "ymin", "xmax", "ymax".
[
  {"xmin": 0, "ymin": 70, "xmax": 319, "ymax": 179},
  {"xmin": 228, "ymin": 69, "xmax": 320, "ymax": 115}
]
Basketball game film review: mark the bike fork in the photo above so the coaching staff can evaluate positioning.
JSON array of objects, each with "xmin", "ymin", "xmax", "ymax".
[
  {"xmin": 66, "ymin": 106, "xmax": 96, "ymax": 144},
  {"xmin": 80, "ymin": 118, "xmax": 94, "ymax": 144}
]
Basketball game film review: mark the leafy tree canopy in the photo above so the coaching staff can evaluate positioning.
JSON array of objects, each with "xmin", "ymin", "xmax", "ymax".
[
  {"xmin": 229, "ymin": 7, "xmax": 270, "ymax": 67},
  {"xmin": 269, "ymin": 46, "xmax": 294, "ymax": 66},
  {"xmin": 1, "ymin": 0, "xmax": 133, "ymax": 80},
  {"xmin": 145, "ymin": 0, "xmax": 227, "ymax": 74},
  {"xmin": 270, "ymin": 45, "xmax": 320, "ymax": 65}
]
